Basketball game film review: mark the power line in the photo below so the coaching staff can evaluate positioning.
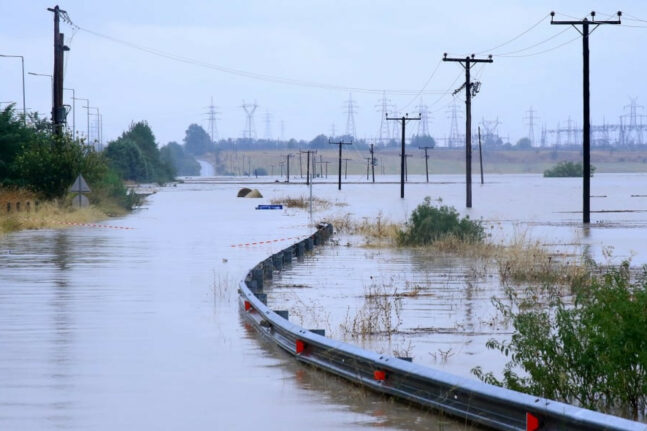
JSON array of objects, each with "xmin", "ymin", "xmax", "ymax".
[
  {"xmin": 475, "ymin": 13, "xmax": 551, "ymax": 55},
  {"xmin": 62, "ymin": 19, "xmax": 451, "ymax": 96}
]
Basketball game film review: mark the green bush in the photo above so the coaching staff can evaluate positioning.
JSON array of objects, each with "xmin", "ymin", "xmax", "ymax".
[
  {"xmin": 397, "ymin": 197, "xmax": 484, "ymax": 245},
  {"xmin": 13, "ymin": 134, "xmax": 85, "ymax": 199},
  {"xmin": 473, "ymin": 262, "xmax": 647, "ymax": 420},
  {"xmin": 0, "ymin": 106, "xmax": 139, "ymax": 209},
  {"xmin": 543, "ymin": 161, "xmax": 596, "ymax": 177}
]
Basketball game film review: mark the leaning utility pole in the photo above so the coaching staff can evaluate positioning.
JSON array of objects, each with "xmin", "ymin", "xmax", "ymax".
[
  {"xmin": 48, "ymin": 5, "xmax": 70, "ymax": 138},
  {"xmin": 329, "ymin": 139, "xmax": 352, "ymax": 190},
  {"xmin": 387, "ymin": 113, "xmax": 421, "ymax": 198},
  {"xmin": 419, "ymin": 146, "xmax": 433, "ymax": 183},
  {"xmin": 443, "ymin": 53, "xmax": 493, "ymax": 208},
  {"xmin": 550, "ymin": 11, "xmax": 621, "ymax": 224}
]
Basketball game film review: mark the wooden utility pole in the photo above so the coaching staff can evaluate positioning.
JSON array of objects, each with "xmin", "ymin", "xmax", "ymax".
[
  {"xmin": 387, "ymin": 114, "xmax": 421, "ymax": 198},
  {"xmin": 300, "ymin": 150, "xmax": 317, "ymax": 185},
  {"xmin": 443, "ymin": 53, "xmax": 493, "ymax": 208},
  {"xmin": 329, "ymin": 139, "xmax": 352, "ymax": 190},
  {"xmin": 419, "ymin": 146, "xmax": 433, "ymax": 183},
  {"xmin": 369, "ymin": 144, "xmax": 376, "ymax": 183},
  {"xmin": 550, "ymin": 11, "xmax": 621, "ymax": 224},
  {"xmin": 48, "ymin": 5, "xmax": 70, "ymax": 139},
  {"xmin": 343, "ymin": 158, "xmax": 351, "ymax": 179},
  {"xmin": 285, "ymin": 153, "xmax": 293, "ymax": 182}
]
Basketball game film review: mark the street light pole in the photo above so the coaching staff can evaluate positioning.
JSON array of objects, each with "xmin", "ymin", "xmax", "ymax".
[
  {"xmin": 0, "ymin": 54, "xmax": 26, "ymax": 123},
  {"xmin": 74, "ymin": 97, "xmax": 90, "ymax": 143}
]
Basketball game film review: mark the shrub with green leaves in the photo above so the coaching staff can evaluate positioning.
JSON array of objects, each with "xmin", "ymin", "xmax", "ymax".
[
  {"xmin": 473, "ymin": 262, "xmax": 647, "ymax": 420},
  {"xmin": 397, "ymin": 197, "xmax": 484, "ymax": 245},
  {"xmin": 543, "ymin": 161, "xmax": 596, "ymax": 177}
]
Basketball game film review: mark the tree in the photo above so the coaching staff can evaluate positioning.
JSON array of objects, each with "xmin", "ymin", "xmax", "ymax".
[
  {"xmin": 410, "ymin": 134, "xmax": 436, "ymax": 148},
  {"xmin": 105, "ymin": 121, "xmax": 174, "ymax": 183},
  {"xmin": 104, "ymin": 139, "xmax": 149, "ymax": 181},
  {"xmin": 308, "ymin": 134, "xmax": 328, "ymax": 149},
  {"xmin": 0, "ymin": 105, "xmax": 36, "ymax": 184},
  {"xmin": 515, "ymin": 137, "xmax": 532, "ymax": 149},
  {"xmin": 183, "ymin": 124, "xmax": 214, "ymax": 156},
  {"xmin": 160, "ymin": 141, "xmax": 200, "ymax": 176}
]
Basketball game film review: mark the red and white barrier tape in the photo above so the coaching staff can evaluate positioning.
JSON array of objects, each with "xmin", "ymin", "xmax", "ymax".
[
  {"xmin": 61, "ymin": 222, "xmax": 135, "ymax": 230},
  {"xmin": 230, "ymin": 235, "xmax": 309, "ymax": 248}
]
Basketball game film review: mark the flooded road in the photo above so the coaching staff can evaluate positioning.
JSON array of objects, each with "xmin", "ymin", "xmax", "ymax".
[{"xmin": 0, "ymin": 183, "xmax": 470, "ymax": 430}]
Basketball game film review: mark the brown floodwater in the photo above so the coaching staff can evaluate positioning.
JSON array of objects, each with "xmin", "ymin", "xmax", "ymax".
[{"xmin": 0, "ymin": 182, "xmax": 478, "ymax": 431}]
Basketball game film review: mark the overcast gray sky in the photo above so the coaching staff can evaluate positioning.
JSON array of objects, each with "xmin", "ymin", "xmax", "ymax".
[{"xmin": 2, "ymin": 0, "xmax": 647, "ymax": 146}]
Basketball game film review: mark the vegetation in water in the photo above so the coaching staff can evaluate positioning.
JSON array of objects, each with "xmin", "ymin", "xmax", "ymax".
[
  {"xmin": 472, "ymin": 262, "xmax": 647, "ymax": 420},
  {"xmin": 543, "ymin": 161, "xmax": 596, "ymax": 177},
  {"xmin": 397, "ymin": 197, "xmax": 484, "ymax": 245}
]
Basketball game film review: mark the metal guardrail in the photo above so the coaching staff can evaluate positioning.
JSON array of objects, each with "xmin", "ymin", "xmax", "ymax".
[{"xmin": 238, "ymin": 222, "xmax": 647, "ymax": 431}]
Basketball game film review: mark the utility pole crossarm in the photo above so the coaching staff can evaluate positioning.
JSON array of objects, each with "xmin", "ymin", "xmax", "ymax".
[
  {"xmin": 550, "ymin": 10, "xmax": 621, "ymax": 26},
  {"xmin": 442, "ymin": 53, "xmax": 493, "ymax": 64}
]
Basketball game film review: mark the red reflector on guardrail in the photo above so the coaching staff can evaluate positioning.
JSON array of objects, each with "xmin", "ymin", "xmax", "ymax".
[
  {"xmin": 526, "ymin": 412, "xmax": 540, "ymax": 431},
  {"xmin": 244, "ymin": 301, "xmax": 252, "ymax": 311},
  {"xmin": 296, "ymin": 340, "xmax": 305, "ymax": 354},
  {"xmin": 374, "ymin": 370, "xmax": 386, "ymax": 381}
]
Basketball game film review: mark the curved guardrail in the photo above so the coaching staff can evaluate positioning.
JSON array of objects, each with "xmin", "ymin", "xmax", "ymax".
[{"xmin": 238, "ymin": 222, "xmax": 647, "ymax": 431}]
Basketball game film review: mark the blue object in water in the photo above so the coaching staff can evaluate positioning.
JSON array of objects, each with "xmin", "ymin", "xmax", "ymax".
[{"xmin": 255, "ymin": 204, "xmax": 283, "ymax": 210}]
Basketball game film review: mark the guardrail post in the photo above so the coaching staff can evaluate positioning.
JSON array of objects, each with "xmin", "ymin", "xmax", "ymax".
[
  {"xmin": 305, "ymin": 237, "xmax": 314, "ymax": 251},
  {"xmin": 272, "ymin": 253, "xmax": 283, "ymax": 271},
  {"xmin": 252, "ymin": 268, "xmax": 264, "ymax": 290},
  {"xmin": 283, "ymin": 247, "xmax": 292, "ymax": 264},
  {"xmin": 263, "ymin": 259, "xmax": 273, "ymax": 280},
  {"xmin": 296, "ymin": 241, "xmax": 305, "ymax": 258}
]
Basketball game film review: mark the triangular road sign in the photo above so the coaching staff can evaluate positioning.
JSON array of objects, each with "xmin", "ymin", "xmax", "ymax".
[{"xmin": 68, "ymin": 174, "xmax": 91, "ymax": 193}]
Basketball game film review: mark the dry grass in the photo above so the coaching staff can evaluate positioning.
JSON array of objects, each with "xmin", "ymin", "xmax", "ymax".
[
  {"xmin": 340, "ymin": 282, "xmax": 403, "ymax": 340},
  {"xmin": 0, "ymin": 200, "xmax": 108, "ymax": 235},
  {"xmin": 270, "ymin": 195, "xmax": 333, "ymax": 211},
  {"xmin": 324, "ymin": 212, "xmax": 401, "ymax": 247},
  {"xmin": 328, "ymin": 211, "xmax": 588, "ymax": 286},
  {"xmin": 494, "ymin": 233, "xmax": 587, "ymax": 285}
]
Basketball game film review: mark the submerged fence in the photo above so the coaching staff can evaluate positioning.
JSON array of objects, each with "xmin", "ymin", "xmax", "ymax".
[{"xmin": 238, "ymin": 222, "xmax": 646, "ymax": 431}]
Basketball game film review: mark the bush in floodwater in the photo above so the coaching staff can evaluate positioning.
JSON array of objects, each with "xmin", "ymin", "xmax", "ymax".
[
  {"xmin": 397, "ymin": 197, "xmax": 484, "ymax": 246},
  {"xmin": 543, "ymin": 161, "xmax": 596, "ymax": 177},
  {"xmin": 472, "ymin": 261, "xmax": 647, "ymax": 420}
]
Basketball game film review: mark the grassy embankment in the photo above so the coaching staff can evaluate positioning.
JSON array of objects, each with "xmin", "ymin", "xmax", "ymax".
[
  {"xmin": 220, "ymin": 148, "xmax": 647, "ymax": 176},
  {"xmin": 0, "ymin": 188, "xmax": 129, "ymax": 236}
]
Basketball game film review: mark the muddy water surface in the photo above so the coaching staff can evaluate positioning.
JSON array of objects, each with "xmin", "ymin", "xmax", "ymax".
[{"xmin": 0, "ymin": 183, "xmax": 469, "ymax": 430}]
